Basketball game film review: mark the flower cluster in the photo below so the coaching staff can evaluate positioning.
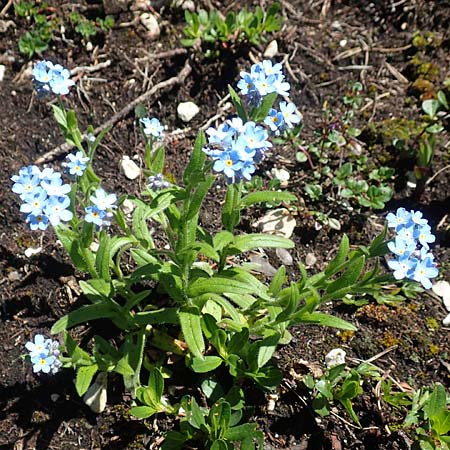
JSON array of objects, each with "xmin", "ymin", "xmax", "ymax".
[
  {"xmin": 11, "ymin": 165, "xmax": 73, "ymax": 231},
  {"xmin": 386, "ymin": 208, "xmax": 438, "ymax": 289},
  {"xmin": 203, "ymin": 118, "xmax": 272, "ymax": 184},
  {"xmin": 237, "ymin": 60, "xmax": 290, "ymax": 107},
  {"xmin": 85, "ymin": 188, "xmax": 117, "ymax": 229},
  {"xmin": 63, "ymin": 151, "xmax": 90, "ymax": 177},
  {"xmin": 148, "ymin": 173, "xmax": 170, "ymax": 191},
  {"xmin": 25, "ymin": 334, "xmax": 62, "ymax": 374},
  {"xmin": 140, "ymin": 117, "xmax": 164, "ymax": 139},
  {"xmin": 32, "ymin": 60, "xmax": 75, "ymax": 96}
]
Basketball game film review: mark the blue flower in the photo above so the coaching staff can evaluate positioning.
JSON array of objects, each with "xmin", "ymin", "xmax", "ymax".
[
  {"xmin": 44, "ymin": 196, "xmax": 73, "ymax": 226},
  {"xmin": 90, "ymin": 188, "xmax": 117, "ymax": 211},
  {"xmin": 213, "ymin": 150, "xmax": 243, "ymax": 183},
  {"xmin": 279, "ymin": 102, "xmax": 302, "ymax": 128},
  {"xmin": 264, "ymin": 108, "xmax": 286, "ymax": 134},
  {"xmin": 41, "ymin": 177, "xmax": 71, "ymax": 197},
  {"xmin": 386, "ymin": 236, "xmax": 416, "ymax": 257},
  {"xmin": 386, "ymin": 207, "xmax": 411, "ymax": 231},
  {"xmin": 415, "ymin": 224, "xmax": 436, "ymax": 250},
  {"xmin": 140, "ymin": 117, "xmax": 164, "ymax": 139},
  {"xmin": 412, "ymin": 257, "xmax": 439, "ymax": 289},
  {"xmin": 11, "ymin": 170, "xmax": 41, "ymax": 200},
  {"xmin": 64, "ymin": 151, "xmax": 89, "ymax": 176},
  {"xmin": 148, "ymin": 173, "xmax": 170, "ymax": 191},
  {"xmin": 26, "ymin": 213, "xmax": 50, "ymax": 231},
  {"xmin": 20, "ymin": 188, "xmax": 48, "ymax": 216},
  {"xmin": 25, "ymin": 334, "xmax": 49, "ymax": 358},
  {"xmin": 32, "ymin": 60, "xmax": 74, "ymax": 96},
  {"xmin": 85, "ymin": 206, "xmax": 107, "ymax": 227},
  {"xmin": 25, "ymin": 334, "xmax": 62, "ymax": 374}
]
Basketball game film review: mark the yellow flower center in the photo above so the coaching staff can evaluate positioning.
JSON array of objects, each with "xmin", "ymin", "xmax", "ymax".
[{"xmin": 225, "ymin": 159, "xmax": 233, "ymax": 167}]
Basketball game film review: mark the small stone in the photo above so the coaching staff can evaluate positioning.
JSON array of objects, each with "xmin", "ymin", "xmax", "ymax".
[
  {"xmin": 252, "ymin": 208, "xmax": 296, "ymax": 239},
  {"xmin": 271, "ymin": 167, "xmax": 290, "ymax": 186},
  {"xmin": 122, "ymin": 198, "xmax": 135, "ymax": 215},
  {"xmin": 339, "ymin": 39, "xmax": 347, "ymax": 47},
  {"xmin": 325, "ymin": 348, "xmax": 346, "ymax": 368},
  {"xmin": 140, "ymin": 13, "xmax": 160, "ymax": 40},
  {"xmin": 432, "ymin": 280, "xmax": 450, "ymax": 311},
  {"xmin": 131, "ymin": 0, "xmax": 152, "ymax": 10},
  {"xmin": 121, "ymin": 155, "xmax": 141, "ymax": 180},
  {"xmin": 263, "ymin": 40, "xmax": 278, "ymax": 58},
  {"xmin": 83, "ymin": 372, "xmax": 108, "ymax": 413},
  {"xmin": 7, "ymin": 271, "xmax": 21, "ymax": 282},
  {"xmin": 305, "ymin": 252, "xmax": 317, "ymax": 268},
  {"xmin": 0, "ymin": 65, "xmax": 5, "ymax": 82},
  {"xmin": 267, "ymin": 393, "xmax": 279, "ymax": 411},
  {"xmin": 85, "ymin": 41, "xmax": 93, "ymax": 52},
  {"xmin": 276, "ymin": 248, "xmax": 293, "ymax": 266},
  {"xmin": 24, "ymin": 246, "xmax": 42, "ymax": 257},
  {"xmin": 177, "ymin": 101, "xmax": 200, "ymax": 122},
  {"xmin": 50, "ymin": 393, "xmax": 60, "ymax": 402},
  {"xmin": 90, "ymin": 242, "xmax": 99, "ymax": 252}
]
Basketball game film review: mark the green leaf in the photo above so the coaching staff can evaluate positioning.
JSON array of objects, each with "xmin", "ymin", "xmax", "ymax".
[
  {"xmin": 51, "ymin": 303, "xmax": 117, "ymax": 333},
  {"xmin": 291, "ymin": 312, "xmax": 357, "ymax": 330},
  {"xmin": 52, "ymin": 105, "xmax": 67, "ymax": 128},
  {"xmin": 424, "ymin": 383, "xmax": 447, "ymax": 420},
  {"xmin": 210, "ymin": 440, "xmax": 228, "ymax": 450},
  {"xmin": 257, "ymin": 332, "xmax": 280, "ymax": 368},
  {"xmin": 213, "ymin": 231, "xmax": 234, "ymax": 251},
  {"xmin": 324, "ymin": 234, "xmax": 349, "ymax": 276},
  {"xmin": 325, "ymin": 255, "xmax": 365, "ymax": 298},
  {"xmin": 228, "ymin": 85, "xmax": 247, "ymax": 121},
  {"xmin": 129, "ymin": 405, "xmax": 159, "ymax": 419},
  {"xmin": 188, "ymin": 276, "xmax": 257, "ymax": 297},
  {"xmin": 233, "ymin": 233, "xmax": 294, "ymax": 252},
  {"xmin": 191, "ymin": 356, "xmax": 223, "ymax": 373},
  {"xmin": 185, "ymin": 396, "xmax": 207, "ymax": 429},
  {"xmin": 95, "ymin": 231, "xmax": 111, "ymax": 281},
  {"xmin": 240, "ymin": 190, "xmax": 296, "ymax": 207},
  {"xmin": 209, "ymin": 400, "xmax": 231, "ymax": 436},
  {"xmin": 179, "ymin": 307, "xmax": 205, "ymax": 358},
  {"xmin": 151, "ymin": 145, "xmax": 165, "ymax": 173},
  {"xmin": 251, "ymin": 92, "xmax": 278, "ymax": 122},
  {"xmin": 183, "ymin": 130, "xmax": 206, "ymax": 185},
  {"xmin": 133, "ymin": 308, "xmax": 179, "ymax": 326},
  {"xmin": 76, "ymin": 364, "xmax": 98, "ymax": 396},
  {"xmin": 130, "ymin": 248, "xmax": 160, "ymax": 267},
  {"xmin": 268, "ymin": 266, "xmax": 286, "ymax": 295},
  {"xmin": 148, "ymin": 368, "xmax": 164, "ymax": 404},
  {"xmin": 79, "ymin": 279, "xmax": 111, "ymax": 302}
]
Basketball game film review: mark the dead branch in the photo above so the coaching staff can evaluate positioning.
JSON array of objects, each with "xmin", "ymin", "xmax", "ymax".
[{"xmin": 35, "ymin": 59, "xmax": 192, "ymax": 164}]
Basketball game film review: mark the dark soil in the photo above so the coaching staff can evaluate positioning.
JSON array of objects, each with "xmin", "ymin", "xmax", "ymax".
[{"xmin": 1, "ymin": 1, "xmax": 449, "ymax": 449}]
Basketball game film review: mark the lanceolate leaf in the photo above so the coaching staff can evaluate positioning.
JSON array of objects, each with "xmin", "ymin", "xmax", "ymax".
[
  {"xmin": 325, "ymin": 255, "xmax": 365, "ymax": 298},
  {"xmin": 179, "ymin": 307, "xmax": 205, "ymax": 358},
  {"xmin": 233, "ymin": 234, "xmax": 294, "ymax": 252},
  {"xmin": 290, "ymin": 311, "xmax": 357, "ymax": 331},
  {"xmin": 324, "ymin": 234, "xmax": 349, "ymax": 277},
  {"xmin": 76, "ymin": 364, "xmax": 98, "ymax": 396},
  {"xmin": 187, "ymin": 276, "xmax": 257, "ymax": 297},
  {"xmin": 95, "ymin": 231, "xmax": 111, "ymax": 281},
  {"xmin": 228, "ymin": 85, "xmax": 248, "ymax": 121},
  {"xmin": 51, "ymin": 303, "xmax": 118, "ymax": 333},
  {"xmin": 191, "ymin": 356, "xmax": 223, "ymax": 373},
  {"xmin": 183, "ymin": 130, "xmax": 206, "ymax": 185}
]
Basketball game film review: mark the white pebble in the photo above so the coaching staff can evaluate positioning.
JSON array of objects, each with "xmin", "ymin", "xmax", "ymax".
[
  {"xmin": 0, "ymin": 65, "xmax": 5, "ymax": 82},
  {"xmin": 121, "ymin": 155, "xmax": 141, "ymax": 180},
  {"xmin": 177, "ymin": 101, "xmax": 200, "ymax": 122},
  {"xmin": 140, "ymin": 13, "xmax": 160, "ymax": 40},
  {"xmin": 263, "ymin": 40, "xmax": 278, "ymax": 58}
]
